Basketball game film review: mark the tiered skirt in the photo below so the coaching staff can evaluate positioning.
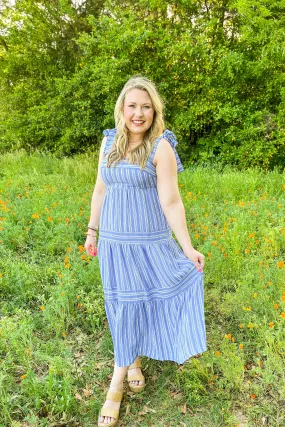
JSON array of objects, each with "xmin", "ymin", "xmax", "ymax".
[{"xmin": 98, "ymin": 228, "xmax": 207, "ymax": 367}]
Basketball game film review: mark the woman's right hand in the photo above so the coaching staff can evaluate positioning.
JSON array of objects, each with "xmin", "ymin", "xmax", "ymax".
[{"xmin": 84, "ymin": 235, "xmax": 98, "ymax": 257}]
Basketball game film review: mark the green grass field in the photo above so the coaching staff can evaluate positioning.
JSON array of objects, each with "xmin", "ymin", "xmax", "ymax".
[{"xmin": 0, "ymin": 149, "xmax": 284, "ymax": 427}]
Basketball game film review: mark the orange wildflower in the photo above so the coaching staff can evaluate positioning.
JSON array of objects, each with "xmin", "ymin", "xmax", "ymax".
[
  {"xmin": 40, "ymin": 305, "xmax": 45, "ymax": 311},
  {"xmin": 251, "ymin": 394, "xmax": 256, "ymax": 399},
  {"xmin": 269, "ymin": 322, "xmax": 274, "ymax": 328},
  {"xmin": 274, "ymin": 303, "xmax": 279, "ymax": 309},
  {"xmin": 239, "ymin": 344, "xmax": 244, "ymax": 350},
  {"xmin": 216, "ymin": 351, "xmax": 221, "ymax": 357},
  {"xmin": 277, "ymin": 261, "xmax": 284, "ymax": 268},
  {"xmin": 280, "ymin": 312, "xmax": 285, "ymax": 318}
]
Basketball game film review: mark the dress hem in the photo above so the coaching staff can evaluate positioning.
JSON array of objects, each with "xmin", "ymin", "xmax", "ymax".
[{"xmin": 114, "ymin": 345, "xmax": 208, "ymax": 368}]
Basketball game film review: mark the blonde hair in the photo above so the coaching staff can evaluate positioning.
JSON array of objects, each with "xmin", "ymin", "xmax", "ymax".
[{"xmin": 106, "ymin": 75, "xmax": 165, "ymax": 170}]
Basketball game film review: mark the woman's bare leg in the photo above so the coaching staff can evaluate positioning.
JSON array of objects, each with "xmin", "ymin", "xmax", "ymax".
[{"xmin": 98, "ymin": 362, "xmax": 128, "ymax": 425}]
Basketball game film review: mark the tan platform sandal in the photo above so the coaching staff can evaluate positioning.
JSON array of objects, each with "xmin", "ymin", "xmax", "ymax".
[
  {"xmin": 127, "ymin": 358, "xmax": 145, "ymax": 392},
  {"xmin": 98, "ymin": 390, "xmax": 123, "ymax": 427}
]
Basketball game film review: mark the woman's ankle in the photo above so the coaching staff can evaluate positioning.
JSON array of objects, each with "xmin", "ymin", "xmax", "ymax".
[{"xmin": 109, "ymin": 381, "xmax": 124, "ymax": 391}]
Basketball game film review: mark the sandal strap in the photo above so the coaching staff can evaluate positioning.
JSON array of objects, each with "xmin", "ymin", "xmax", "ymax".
[
  {"xmin": 100, "ymin": 407, "xmax": 119, "ymax": 419},
  {"xmin": 128, "ymin": 359, "xmax": 142, "ymax": 369},
  {"xmin": 128, "ymin": 372, "xmax": 145, "ymax": 382},
  {"xmin": 106, "ymin": 390, "xmax": 123, "ymax": 402}
]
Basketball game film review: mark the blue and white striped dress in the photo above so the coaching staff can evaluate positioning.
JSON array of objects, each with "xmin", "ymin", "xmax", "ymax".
[{"xmin": 97, "ymin": 128, "xmax": 207, "ymax": 367}]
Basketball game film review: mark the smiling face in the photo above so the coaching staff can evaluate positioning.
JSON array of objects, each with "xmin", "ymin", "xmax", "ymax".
[{"xmin": 123, "ymin": 88, "xmax": 155, "ymax": 141}]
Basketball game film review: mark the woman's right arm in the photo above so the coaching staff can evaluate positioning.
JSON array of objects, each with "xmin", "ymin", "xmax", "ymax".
[
  {"xmin": 88, "ymin": 136, "xmax": 108, "ymax": 226},
  {"xmin": 84, "ymin": 136, "xmax": 107, "ymax": 255}
]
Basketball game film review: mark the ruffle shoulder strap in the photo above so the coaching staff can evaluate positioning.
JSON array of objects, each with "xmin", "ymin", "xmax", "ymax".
[
  {"xmin": 102, "ymin": 128, "xmax": 117, "ymax": 154},
  {"xmin": 153, "ymin": 129, "xmax": 184, "ymax": 173}
]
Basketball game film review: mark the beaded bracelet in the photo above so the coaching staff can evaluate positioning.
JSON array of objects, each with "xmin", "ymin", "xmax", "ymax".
[
  {"xmin": 87, "ymin": 233, "xmax": 97, "ymax": 238},
  {"xmin": 88, "ymin": 225, "xmax": 99, "ymax": 231}
]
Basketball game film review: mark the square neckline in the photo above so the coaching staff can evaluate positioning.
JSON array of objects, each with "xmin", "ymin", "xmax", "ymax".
[{"xmin": 104, "ymin": 133, "xmax": 163, "ymax": 164}]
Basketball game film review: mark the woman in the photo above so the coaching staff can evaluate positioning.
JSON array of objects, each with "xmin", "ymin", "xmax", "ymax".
[{"xmin": 84, "ymin": 76, "xmax": 207, "ymax": 427}]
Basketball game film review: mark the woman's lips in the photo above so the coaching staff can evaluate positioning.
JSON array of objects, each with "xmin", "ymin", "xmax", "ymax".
[{"xmin": 132, "ymin": 120, "xmax": 145, "ymax": 126}]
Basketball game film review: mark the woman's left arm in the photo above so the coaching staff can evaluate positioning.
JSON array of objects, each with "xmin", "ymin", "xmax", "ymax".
[{"xmin": 155, "ymin": 139, "xmax": 205, "ymax": 270}]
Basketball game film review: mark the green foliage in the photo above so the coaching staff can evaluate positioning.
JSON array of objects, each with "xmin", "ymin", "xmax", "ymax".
[
  {"xmin": 0, "ymin": 153, "xmax": 285, "ymax": 425},
  {"xmin": 0, "ymin": 0, "xmax": 285, "ymax": 168}
]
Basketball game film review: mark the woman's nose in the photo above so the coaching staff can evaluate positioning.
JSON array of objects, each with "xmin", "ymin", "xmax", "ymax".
[{"xmin": 134, "ymin": 108, "xmax": 144, "ymax": 116}]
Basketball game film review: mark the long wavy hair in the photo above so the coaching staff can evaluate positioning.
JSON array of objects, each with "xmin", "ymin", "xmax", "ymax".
[{"xmin": 106, "ymin": 76, "xmax": 165, "ymax": 170}]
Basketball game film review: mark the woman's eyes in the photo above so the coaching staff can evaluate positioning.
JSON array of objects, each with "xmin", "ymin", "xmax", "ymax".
[{"xmin": 128, "ymin": 105, "xmax": 150, "ymax": 109}]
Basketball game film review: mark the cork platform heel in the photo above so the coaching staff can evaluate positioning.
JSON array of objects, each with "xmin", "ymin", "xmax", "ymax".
[
  {"xmin": 98, "ymin": 390, "xmax": 123, "ymax": 427},
  {"xmin": 127, "ymin": 358, "xmax": 145, "ymax": 392}
]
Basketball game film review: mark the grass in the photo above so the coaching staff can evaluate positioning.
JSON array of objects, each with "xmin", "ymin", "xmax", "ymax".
[{"xmin": 0, "ymin": 149, "xmax": 284, "ymax": 426}]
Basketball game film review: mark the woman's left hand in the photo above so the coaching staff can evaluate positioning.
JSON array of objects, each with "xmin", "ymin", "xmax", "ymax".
[{"xmin": 183, "ymin": 247, "xmax": 205, "ymax": 272}]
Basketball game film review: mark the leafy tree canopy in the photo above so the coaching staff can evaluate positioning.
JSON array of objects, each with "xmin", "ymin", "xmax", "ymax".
[{"xmin": 0, "ymin": 0, "xmax": 285, "ymax": 170}]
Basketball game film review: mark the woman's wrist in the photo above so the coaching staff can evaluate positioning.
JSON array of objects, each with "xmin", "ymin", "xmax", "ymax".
[
  {"xmin": 88, "ymin": 224, "xmax": 99, "ymax": 231},
  {"xmin": 87, "ymin": 232, "xmax": 97, "ymax": 238},
  {"xmin": 183, "ymin": 246, "xmax": 195, "ymax": 257},
  {"xmin": 87, "ymin": 223, "xmax": 99, "ymax": 237}
]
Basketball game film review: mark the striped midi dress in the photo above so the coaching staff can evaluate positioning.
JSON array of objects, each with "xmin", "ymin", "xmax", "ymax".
[{"xmin": 97, "ymin": 128, "xmax": 207, "ymax": 367}]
